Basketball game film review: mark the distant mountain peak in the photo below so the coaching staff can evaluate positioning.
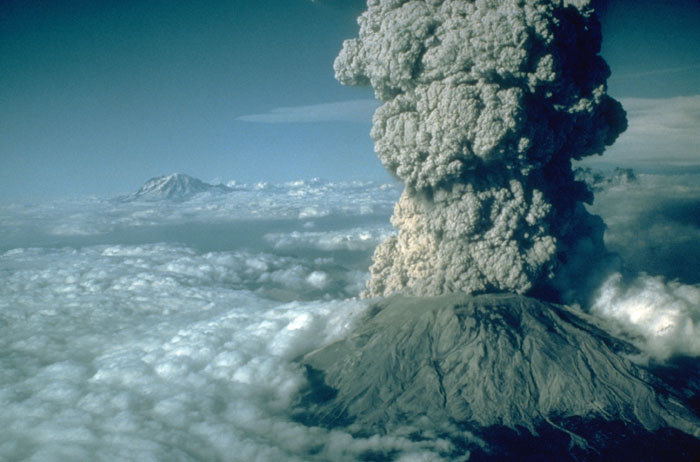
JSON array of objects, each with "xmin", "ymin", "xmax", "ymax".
[{"xmin": 129, "ymin": 173, "xmax": 231, "ymax": 201}]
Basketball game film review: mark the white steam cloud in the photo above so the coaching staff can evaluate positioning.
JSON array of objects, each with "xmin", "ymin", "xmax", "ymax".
[
  {"xmin": 336, "ymin": 0, "xmax": 626, "ymax": 301},
  {"xmin": 593, "ymin": 272, "xmax": 700, "ymax": 361},
  {"xmin": 579, "ymin": 172, "xmax": 700, "ymax": 361}
]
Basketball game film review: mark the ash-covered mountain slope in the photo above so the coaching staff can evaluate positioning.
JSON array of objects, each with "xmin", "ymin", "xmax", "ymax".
[
  {"xmin": 298, "ymin": 294, "xmax": 700, "ymax": 460},
  {"xmin": 125, "ymin": 173, "xmax": 232, "ymax": 201}
]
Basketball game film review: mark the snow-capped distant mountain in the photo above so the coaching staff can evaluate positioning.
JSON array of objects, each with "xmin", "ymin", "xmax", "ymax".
[{"xmin": 125, "ymin": 173, "xmax": 232, "ymax": 201}]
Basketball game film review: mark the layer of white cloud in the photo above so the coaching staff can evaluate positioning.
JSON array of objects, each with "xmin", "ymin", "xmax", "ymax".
[
  {"xmin": 236, "ymin": 99, "xmax": 380, "ymax": 124},
  {"xmin": 624, "ymin": 96, "xmax": 700, "ymax": 139},
  {"xmin": 590, "ymin": 95, "xmax": 700, "ymax": 166},
  {"xmin": 0, "ymin": 179, "xmax": 400, "ymax": 249},
  {"xmin": 0, "ymin": 244, "xmax": 455, "ymax": 461},
  {"xmin": 265, "ymin": 226, "xmax": 394, "ymax": 252}
]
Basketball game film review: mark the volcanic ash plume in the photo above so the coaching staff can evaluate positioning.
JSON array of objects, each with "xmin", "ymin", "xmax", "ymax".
[{"xmin": 336, "ymin": 0, "xmax": 627, "ymax": 300}]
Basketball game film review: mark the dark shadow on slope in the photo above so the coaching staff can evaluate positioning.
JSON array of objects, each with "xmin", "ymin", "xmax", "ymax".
[
  {"xmin": 294, "ymin": 378, "xmax": 700, "ymax": 461},
  {"xmin": 292, "ymin": 365, "xmax": 353, "ymax": 429},
  {"xmin": 648, "ymin": 356, "xmax": 700, "ymax": 417},
  {"xmin": 466, "ymin": 419, "xmax": 700, "ymax": 462}
]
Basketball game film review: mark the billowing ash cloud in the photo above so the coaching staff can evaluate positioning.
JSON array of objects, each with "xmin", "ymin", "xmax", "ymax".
[{"xmin": 336, "ymin": 0, "xmax": 626, "ymax": 301}]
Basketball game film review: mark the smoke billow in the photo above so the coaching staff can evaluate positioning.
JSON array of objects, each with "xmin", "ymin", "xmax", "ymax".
[{"xmin": 336, "ymin": 0, "xmax": 626, "ymax": 301}]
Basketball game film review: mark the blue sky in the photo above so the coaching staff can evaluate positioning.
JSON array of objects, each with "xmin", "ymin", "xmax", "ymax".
[{"xmin": 1, "ymin": 0, "xmax": 699, "ymax": 200}]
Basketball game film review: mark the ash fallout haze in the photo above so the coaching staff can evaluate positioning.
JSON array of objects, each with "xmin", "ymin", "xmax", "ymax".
[{"xmin": 1, "ymin": 0, "xmax": 700, "ymax": 461}]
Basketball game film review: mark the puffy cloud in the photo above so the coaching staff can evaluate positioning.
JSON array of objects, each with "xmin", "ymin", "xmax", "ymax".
[
  {"xmin": 265, "ymin": 226, "xmax": 394, "ymax": 252},
  {"xmin": 592, "ymin": 273, "xmax": 700, "ymax": 361},
  {"xmin": 575, "ymin": 166, "xmax": 637, "ymax": 192},
  {"xmin": 0, "ymin": 243, "xmax": 457, "ymax": 461},
  {"xmin": 337, "ymin": 0, "xmax": 626, "ymax": 301},
  {"xmin": 306, "ymin": 271, "xmax": 330, "ymax": 289}
]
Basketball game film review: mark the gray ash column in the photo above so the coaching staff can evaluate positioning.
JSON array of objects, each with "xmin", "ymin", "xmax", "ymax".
[{"xmin": 335, "ymin": 0, "xmax": 626, "ymax": 302}]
